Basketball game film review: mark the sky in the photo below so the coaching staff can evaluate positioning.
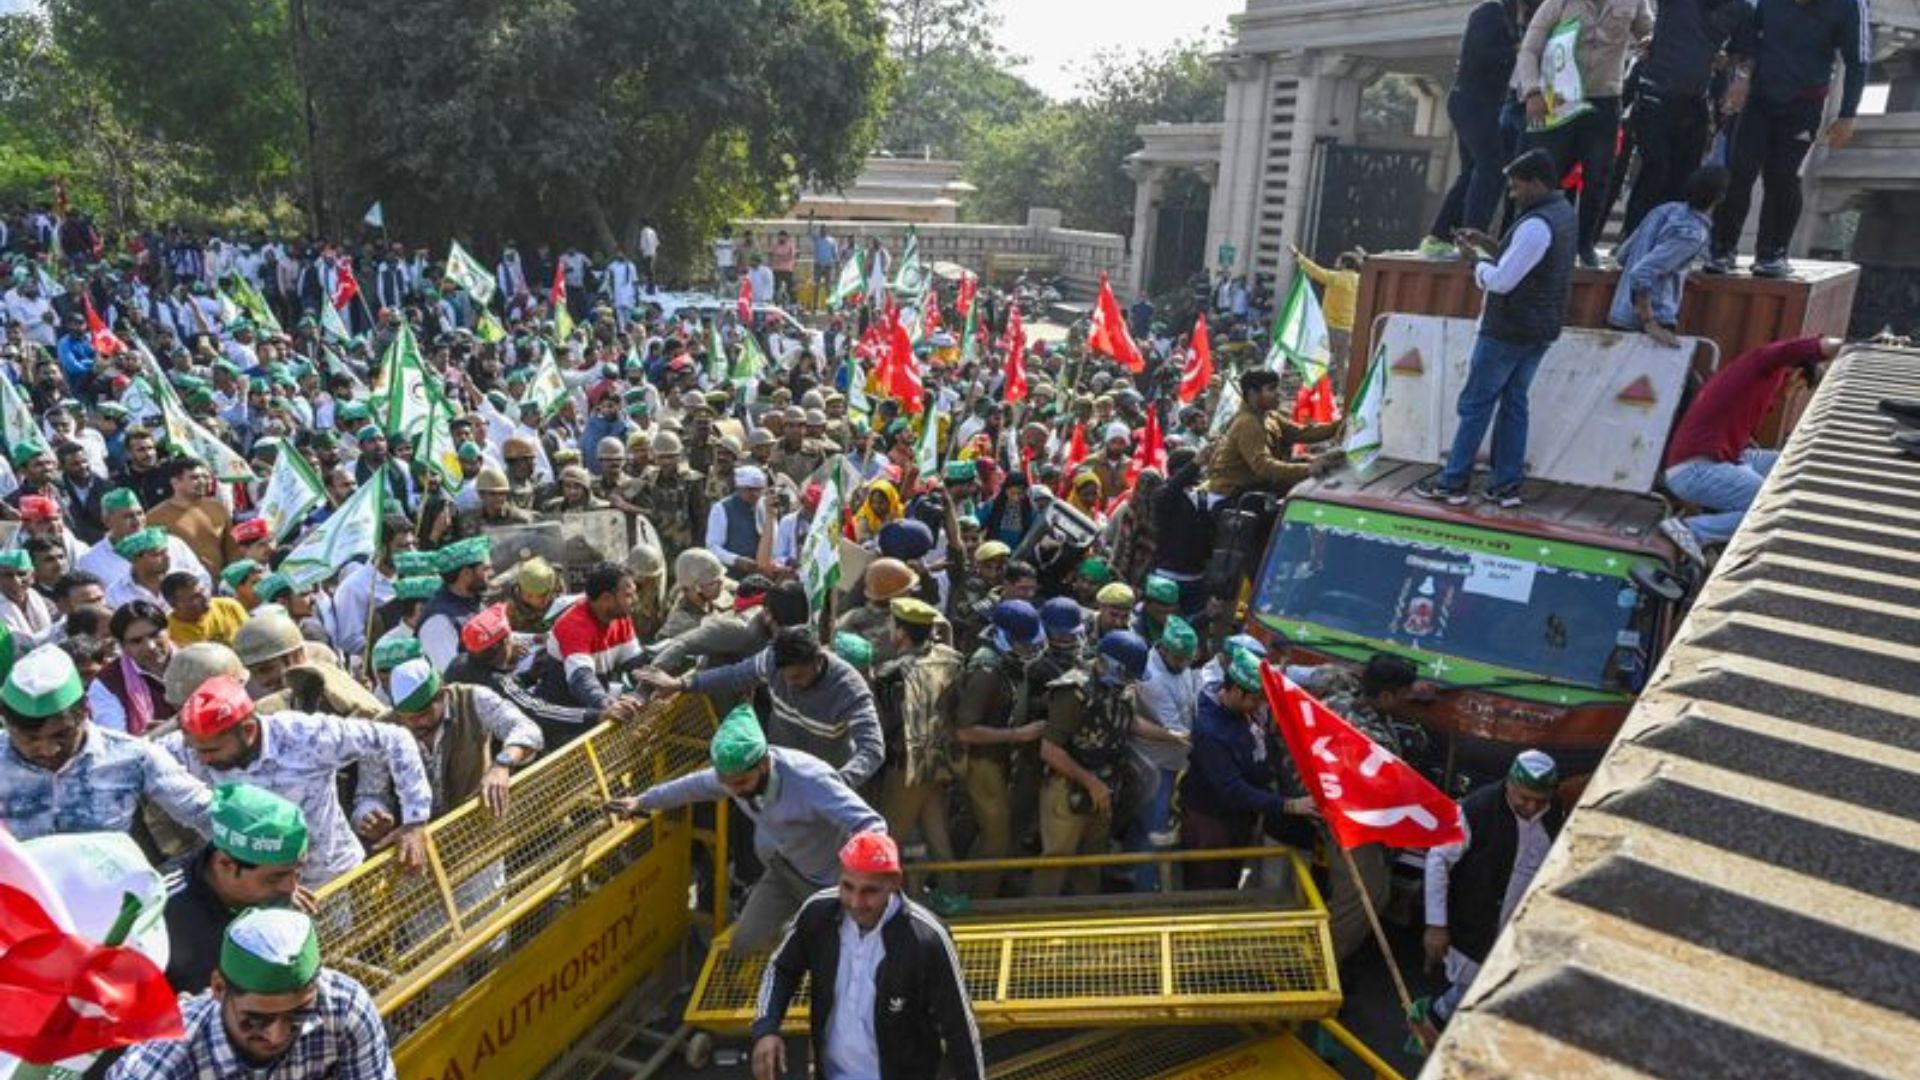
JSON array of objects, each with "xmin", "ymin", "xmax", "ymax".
[{"xmin": 995, "ymin": 0, "xmax": 1245, "ymax": 100}]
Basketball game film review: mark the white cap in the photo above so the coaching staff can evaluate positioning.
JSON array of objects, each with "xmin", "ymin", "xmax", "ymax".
[
  {"xmin": 734, "ymin": 465, "xmax": 768, "ymax": 489},
  {"xmin": 389, "ymin": 658, "xmax": 439, "ymax": 713},
  {"xmin": 1104, "ymin": 422, "xmax": 1130, "ymax": 444}
]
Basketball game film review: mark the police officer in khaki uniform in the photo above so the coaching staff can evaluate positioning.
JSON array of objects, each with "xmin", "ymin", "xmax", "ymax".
[
  {"xmin": 834, "ymin": 558, "xmax": 918, "ymax": 669},
  {"xmin": 634, "ymin": 431, "xmax": 707, "ymax": 566},
  {"xmin": 704, "ymin": 435, "xmax": 742, "ymax": 507},
  {"xmin": 501, "ymin": 436, "xmax": 542, "ymax": 512},
  {"xmin": 873, "ymin": 597, "xmax": 963, "ymax": 888},
  {"xmin": 772, "ymin": 405, "xmax": 825, "ymax": 487},
  {"xmin": 1030, "ymin": 630, "xmax": 1150, "ymax": 898},
  {"xmin": 459, "ymin": 468, "xmax": 535, "ymax": 537}
]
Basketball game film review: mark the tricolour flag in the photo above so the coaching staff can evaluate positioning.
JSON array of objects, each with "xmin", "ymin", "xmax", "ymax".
[
  {"xmin": 1345, "ymin": 340, "xmax": 1387, "ymax": 472},
  {"xmin": 829, "ymin": 250, "xmax": 865, "ymax": 308},
  {"xmin": 380, "ymin": 322, "xmax": 462, "ymax": 487},
  {"xmin": 1268, "ymin": 273, "xmax": 1331, "ymax": 385},
  {"xmin": 255, "ymin": 446, "xmax": 328, "ymax": 544},
  {"xmin": 444, "ymin": 241, "xmax": 496, "ymax": 306},
  {"xmin": 280, "ymin": 463, "xmax": 386, "ymax": 590},
  {"xmin": 798, "ymin": 466, "xmax": 846, "ymax": 613},
  {"xmin": 892, "ymin": 226, "xmax": 929, "ymax": 296},
  {"xmin": 1263, "ymin": 662, "xmax": 1463, "ymax": 850},
  {"xmin": 549, "ymin": 262, "xmax": 574, "ymax": 345}
]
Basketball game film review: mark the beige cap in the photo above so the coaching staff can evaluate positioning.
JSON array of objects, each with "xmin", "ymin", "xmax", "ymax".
[{"xmin": 235, "ymin": 610, "xmax": 305, "ymax": 667}]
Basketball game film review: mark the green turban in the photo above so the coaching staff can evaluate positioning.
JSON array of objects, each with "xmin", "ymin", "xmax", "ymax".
[
  {"xmin": 1226, "ymin": 647, "xmax": 1263, "ymax": 693},
  {"xmin": 832, "ymin": 632, "xmax": 874, "ymax": 670},
  {"xmin": 220, "ymin": 559, "xmax": 262, "ymax": 591},
  {"xmin": 435, "ymin": 536, "xmax": 491, "ymax": 573},
  {"xmin": 112, "ymin": 527, "xmax": 167, "ymax": 560},
  {"xmin": 1142, "ymin": 575, "xmax": 1180, "ymax": 607},
  {"xmin": 101, "ymin": 488, "xmax": 140, "ymax": 515},
  {"xmin": 709, "ymin": 704, "xmax": 768, "ymax": 775},
  {"xmin": 1159, "ymin": 616, "xmax": 1198, "ymax": 656},
  {"xmin": 392, "ymin": 576, "xmax": 439, "ymax": 601},
  {"xmin": 372, "ymin": 636, "xmax": 423, "ymax": 674}
]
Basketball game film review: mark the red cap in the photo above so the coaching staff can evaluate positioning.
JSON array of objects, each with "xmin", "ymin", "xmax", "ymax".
[
  {"xmin": 180, "ymin": 675, "xmax": 256, "ymax": 738},
  {"xmin": 838, "ymin": 831, "xmax": 901, "ymax": 875},
  {"xmin": 460, "ymin": 603, "xmax": 512, "ymax": 654},
  {"xmin": 230, "ymin": 518, "xmax": 270, "ymax": 544},
  {"xmin": 18, "ymin": 496, "xmax": 58, "ymax": 522}
]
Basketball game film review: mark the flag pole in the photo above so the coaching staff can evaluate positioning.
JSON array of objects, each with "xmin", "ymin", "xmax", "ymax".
[{"xmin": 1336, "ymin": 842, "xmax": 1429, "ymax": 1053}]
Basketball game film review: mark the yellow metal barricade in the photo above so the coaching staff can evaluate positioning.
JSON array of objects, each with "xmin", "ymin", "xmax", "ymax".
[
  {"xmin": 684, "ymin": 848, "xmax": 1342, "ymax": 1034},
  {"xmin": 313, "ymin": 695, "xmax": 717, "ymax": 1078},
  {"xmin": 988, "ymin": 1028, "xmax": 1358, "ymax": 1080}
]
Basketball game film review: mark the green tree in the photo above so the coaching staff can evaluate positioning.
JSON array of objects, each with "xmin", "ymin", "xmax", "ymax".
[
  {"xmin": 964, "ymin": 37, "xmax": 1225, "ymax": 235},
  {"xmin": 878, "ymin": 0, "xmax": 1043, "ymax": 158},
  {"xmin": 44, "ymin": 0, "xmax": 300, "ymax": 197},
  {"xmin": 308, "ymin": 0, "xmax": 892, "ymax": 266}
]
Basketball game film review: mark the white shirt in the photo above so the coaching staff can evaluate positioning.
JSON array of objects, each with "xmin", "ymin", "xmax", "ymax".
[
  {"xmin": 76, "ymin": 536, "xmax": 211, "ymax": 592},
  {"xmin": 4, "ymin": 291, "xmax": 56, "ymax": 346},
  {"xmin": 1423, "ymin": 800, "xmax": 1555, "ymax": 970},
  {"xmin": 713, "ymin": 238, "xmax": 736, "ymax": 270},
  {"xmin": 606, "ymin": 259, "xmax": 638, "ymax": 307},
  {"xmin": 104, "ymin": 576, "xmax": 170, "ymax": 615},
  {"xmin": 1134, "ymin": 649, "xmax": 1199, "ymax": 774},
  {"xmin": 0, "ymin": 589, "xmax": 57, "ymax": 649},
  {"xmin": 1473, "ymin": 217, "xmax": 1552, "ymax": 297},
  {"xmin": 749, "ymin": 265, "xmax": 775, "ymax": 305},
  {"xmin": 639, "ymin": 227, "xmax": 659, "ymax": 259},
  {"xmin": 705, "ymin": 498, "xmax": 766, "ymax": 567},
  {"xmin": 772, "ymin": 510, "xmax": 809, "ymax": 569},
  {"xmin": 823, "ymin": 894, "xmax": 899, "ymax": 1080}
]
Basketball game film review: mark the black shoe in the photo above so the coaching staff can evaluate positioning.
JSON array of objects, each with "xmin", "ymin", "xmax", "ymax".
[
  {"xmin": 1577, "ymin": 247, "xmax": 1601, "ymax": 270},
  {"xmin": 1895, "ymin": 430, "xmax": 1920, "ymax": 457},
  {"xmin": 1751, "ymin": 255, "xmax": 1793, "ymax": 278},
  {"xmin": 1702, "ymin": 253, "xmax": 1735, "ymax": 275},
  {"xmin": 1879, "ymin": 399, "xmax": 1920, "ymax": 427},
  {"xmin": 1413, "ymin": 478, "xmax": 1471, "ymax": 506},
  {"xmin": 1482, "ymin": 485, "xmax": 1524, "ymax": 509}
]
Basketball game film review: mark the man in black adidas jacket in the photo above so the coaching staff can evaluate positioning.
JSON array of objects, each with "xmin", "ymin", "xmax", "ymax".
[{"xmin": 750, "ymin": 831, "xmax": 984, "ymax": 1080}]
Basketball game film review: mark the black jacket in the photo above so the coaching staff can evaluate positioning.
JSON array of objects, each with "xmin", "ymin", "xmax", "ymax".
[
  {"xmin": 751, "ymin": 892, "xmax": 984, "ymax": 1080},
  {"xmin": 1445, "ymin": 782, "xmax": 1565, "ymax": 963}
]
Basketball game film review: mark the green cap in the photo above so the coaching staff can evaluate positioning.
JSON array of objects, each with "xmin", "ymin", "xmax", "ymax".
[
  {"xmin": 709, "ymin": 704, "xmax": 768, "ymax": 775},
  {"xmin": 1143, "ymin": 575, "xmax": 1180, "ymax": 606},
  {"xmin": 97, "ymin": 402, "xmax": 129, "ymax": 420},
  {"xmin": 184, "ymin": 387, "xmax": 216, "ymax": 410},
  {"xmin": 393, "ymin": 576, "xmax": 439, "ymax": 601},
  {"xmin": 221, "ymin": 559, "xmax": 262, "ymax": 591},
  {"xmin": 0, "ymin": 551, "xmax": 29, "ymax": 575},
  {"xmin": 220, "ymin": 908, "xmax": 321, "ymax": 994},
  {"xmin": 1160, "ymin": 616, "xmax": 1198, "ymax": 656},
  {"xmin": 372, "ymin": 635, "xmax": 423, "ymax": 674},
  {"xmin": 1077, "ymin": 557, "xmax": 1114, "ymax": 585},
  {"xmin": 457, "ymin": 441, "xmax": 482, "ymax": 461},
  {"xmin": 393, "ymin": 551, "xmax": 438, "ymax": 577},
  {"xmin": 112, "ymin": 527, "xmax": 167, "ymax": 560},
  {"xmin": 1509, "ymin": 750, "xmax": 1559, "ymax": 793},
  {"xmin": 213, "ymin": 359, "xmax": 241, "ymax": 377},
  {"xmin": 101, "ymin": 488, "xmax": 141, "ymax": 515},
  {"xmin": 356, "ymin": 424, "xmax": 382, "ymax": 444},
  {"xmin": 390, "ymin": 658, "xmax": 441, "ymax": 713},
  {"xmin": 943, "ymin": 460, "xmax": 977, "ymax": 483},
  {"xmin": 337, "ymin": 402, "xmax": 370, "ymax": 423},
  {"xmin": 254, "ymin": 573, "xmax": 294, "ymax": 603},
  {"xmin": 1, "ymin": 644, "xmax": 83, "ymax": 718},
  {"xmin": 1226, "ymin": 647, "xmax": 1263, "ymax": 693},
  {"xmin": 436, "ymin": 536, "xmax": 491, "ymax": 572},
  {"xmin": 832, "ymin": 632, "xmax": 873, "ymax": 670},
  {"xmin": 209, "ymin": 783, "xmax": 309, "ymax": 866},
  {"xmin": 8, "ymin": 440, "xmax": 46, "ymax": 468}
]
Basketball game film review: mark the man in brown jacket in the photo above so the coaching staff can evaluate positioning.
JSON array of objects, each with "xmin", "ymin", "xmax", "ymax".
[
  {"xmin": 1205, "ymin": 369, "xmax": 1341, "ymax": 502},
  {"xmin": 378, "ymin": 657, "xmax": 543, "ymax": 818}
]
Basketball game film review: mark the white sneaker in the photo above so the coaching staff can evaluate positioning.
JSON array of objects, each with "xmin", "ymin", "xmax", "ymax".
[{"xmin": 1659, "ymin": 517, "xmax": 1706, "ymax": 565}]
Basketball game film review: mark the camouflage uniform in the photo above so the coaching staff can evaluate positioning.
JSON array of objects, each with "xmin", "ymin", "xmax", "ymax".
[
  {"xmin": 637, "ymin": 465, "xmax": 707, "ymax": 565},
  {"xmin": 873, "ymin": 641, "xmax": 964, "ymax": 864},
  {"xmin": 956, "ymin": 645, "xmax": 1033, "ymax": 899},
  {"xmin": 1031, "ymin": 669, "xmax": 1136, "ymax": 897},
  {"xmin": 945, "ymin": 577, "xmax": 998, "ymax": 653},
  {"xmin": 506, "ymin": 476, "xmax": 539, "ymax": 512},
  {"xmin": 771, "ymin": 438, "xmax": 827, "ymax": 488},
  {"xmin": 455, "ymin": 503, "xmax": 535, "ymax": 538},
  {"xmin": 833, "ymin": 602, "xmax": 898, "ymax": 669}
]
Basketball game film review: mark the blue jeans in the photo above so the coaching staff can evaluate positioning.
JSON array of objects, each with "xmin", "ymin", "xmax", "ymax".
[
  {"xmin": 1664, "ymin": 450, "xmax": 1780, "ymax": 546},
  {"xmin": 1438, "ymin": 335, "xmax": 1550, "ymax": 492},
  {"xmin": 1431, "ymin": 91, "xmax": 1509, "ymax": 239},
  {"xmin": 1126, "ymin": 767, "xmax": 1179, "ymax": 893}
]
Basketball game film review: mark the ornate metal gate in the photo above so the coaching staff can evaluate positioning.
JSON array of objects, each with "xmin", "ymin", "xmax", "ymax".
[{"xmin": 1311, "ymin": 145, "xmax": 1432, "ymax": 262}]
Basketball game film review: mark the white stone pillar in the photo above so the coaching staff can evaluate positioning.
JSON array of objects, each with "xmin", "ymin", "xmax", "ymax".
[
  {"xmin": 1210, "ymin": 52, "xmax": 1271, "ymax": 279},
  {"xmin": 1126, "ymin": 166, "xmax": 1163, "ymax": 296}
]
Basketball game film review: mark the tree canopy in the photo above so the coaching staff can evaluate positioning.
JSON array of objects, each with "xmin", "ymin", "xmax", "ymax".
[
  {"xmin": 877, "ymin": 0, "xmax": 1044, "ymax": 159},
  {"xmin": 964, "ymin": 39, "xmax": 1226, "ymax": 237}
]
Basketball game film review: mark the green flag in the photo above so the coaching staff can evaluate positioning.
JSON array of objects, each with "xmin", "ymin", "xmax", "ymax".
[
  {"xmin": 0, "ymin": 372, "xmax": 38, "ymax": 455},
  {"xmin": 707, "ymin": 321, "xmax": 730, "ymax": 385},
  {"xmin": 256, "ymin": 444, "xmax": 328, "ymax": 543},
  {"xmin": 1209, "ymin": 378, "xmax": 1241, "ymax": 438},
  {"xmin": 914, "ymin": 400, "xmax": 942, "ymax": 478},
  {"xmin": 958, "ymin": 303, "xmax": 980, "ymax": 365},
  {"xmin": 1344, "ymin": 341, "xmax": 1388, "ymax": 472},
  {"xmin": 798, "ymin": 466, "xmax": 846, "ymax": 613},
  {"xmin": 318, "ymin": 297, "xmax": 353, "ymax": 344},
  {"xmin": 225, "ymin": 275, "xmax": 283, "ymax": 336},
  {"xmin": 1267, "ymin": 273, "xmax": 1331, "ymax": 385},
  {"xmin": 732, "ymin": 330, "xmax": 768, "ymax": 387},
  {"xmin": 150, "ymin": 372, "xmax": 253, "ymax": 482},
  {"xmin": 280, "ymin": 462, "xmax": 386, "ymax": 590},
  {"xmin": 522, "ymin": 344, "xmax": 570, "ymax": 419},
  {"xmin": 892, "ymin": 226, "xmax": 928, "ymax": 296},
  {"xmin": 846, "ymin": 357, "xmax": 871, "ymax": 424},
  {"xmin": 444, "ymin": 241, "xmax": 496, "ymax": 306},
  {"xmin": 477, "ymin": 311, "xmax": 507, "ymax": 345},
  {"xmin": 381, "ymin": 321, "xmax": 462, "ymax": 487},
  {"xmin": 830, "ymin": 250, "xmax": 865, "ymax": 308}
]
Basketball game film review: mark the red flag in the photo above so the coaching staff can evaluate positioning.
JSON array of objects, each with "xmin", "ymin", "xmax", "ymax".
[
  {"xmin": 83, "ymin": 295, "xmax": 123, "ymax": 358},
  {"xmin": 331, "ymin": 257, "xmax": 361, "ymax": 312},
  {"xmin": 921, "ymin": 300, "xmax": 942, "ymax": 340},
  {"xmin": 1180, "ymin": 314, "xmax": 1214, "ymax": 404},
  {"xmin": 1131, "ymin": 403, "xmax": 1166, "ymax": 479},
  {"xmin": 956, "ymin": 273, "xmax": 977, "ymax": 320},
  {"xmin": 1004, "ymin": 306, "xmax": 1028, "ymax": 404},
  {"xmin": 0, "ymin": 884, "xmax": 183, "ymax": 1064},
  {"xmin": 1060, "ymin": 422, "xmax": 1088, "ymax": 491},
  {"xmin": 737, "ymin": 274, "xmax": 754, "ymax": 327},
  {"xmin": 550, "ymin": 261, "xmax": 570, "ymax": 317},
  {"xmin": 1262, "ymin": 664, "xmax": 1463, "ymax": 850},
  {"xmin": 1087, "ymin": 274, "xmax": 1145, "ymax": 373},
  {"xmin": 884, "ymin": 304, "xmax": 922, "ymax": 414}
]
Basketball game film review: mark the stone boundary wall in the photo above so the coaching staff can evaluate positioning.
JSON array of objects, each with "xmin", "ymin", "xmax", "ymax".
[{"xmin": 734, "ymin": 209, "xmax": 1127, "ymax": 300}]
